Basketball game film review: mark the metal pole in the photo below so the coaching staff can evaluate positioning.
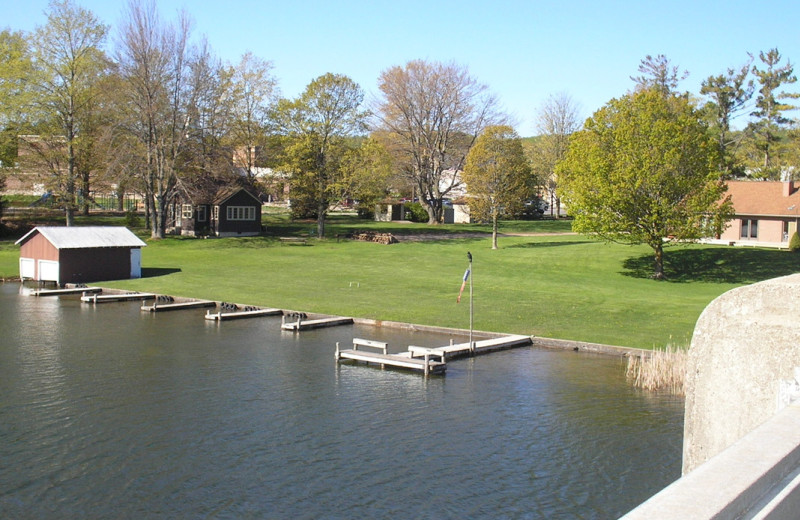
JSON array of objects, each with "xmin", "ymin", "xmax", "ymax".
[{"xmin": 468, "ymin": 251, "xmax": 474, "ymax": 354}]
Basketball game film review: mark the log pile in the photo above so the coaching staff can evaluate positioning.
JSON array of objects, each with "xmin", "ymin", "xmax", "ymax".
[{"xmin": 351, "ymin": 231, "xmax": 398, "ymax": 244}]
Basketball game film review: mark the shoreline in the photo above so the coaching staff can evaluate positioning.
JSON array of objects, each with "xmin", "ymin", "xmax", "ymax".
[{"xmin": 5, "ymin": 279, "xmax": 644, "ymax": 358}]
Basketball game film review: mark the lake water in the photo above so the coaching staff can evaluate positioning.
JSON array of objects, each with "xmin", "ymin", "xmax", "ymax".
[{"xmin": 0, "ymin": 282, "xmax": 683, "ymax": 519}]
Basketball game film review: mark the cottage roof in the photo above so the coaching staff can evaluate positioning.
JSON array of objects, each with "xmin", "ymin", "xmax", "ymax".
[
  {"xmin": 725, "ymin": 181, "xmax": 800, "ymax": 217},
  {"xmin": 15, "ymin": 226, "xmax": 147, "ymax": 249},
  {"xmin": 212, "ymin": 186, "xmax": 260, "ymax": 205}
]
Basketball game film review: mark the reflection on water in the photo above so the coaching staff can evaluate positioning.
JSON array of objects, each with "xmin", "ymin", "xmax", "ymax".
[{"xmin": 0, "ymin": 283, "xmax": 683, "ymax": 519}]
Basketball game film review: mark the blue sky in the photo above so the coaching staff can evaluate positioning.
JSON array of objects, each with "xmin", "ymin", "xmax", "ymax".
[{"xmin": 4, "ymin": 0, "xmax": 800, "ymax": 136}]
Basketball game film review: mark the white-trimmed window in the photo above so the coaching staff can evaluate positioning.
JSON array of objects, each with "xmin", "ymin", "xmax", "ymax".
[
  {"xmin": 197, "ymin": 206, "xmax": 207, "ymax": 222},
  {"xmin": 181, "ymin": 204, "xmax": 193, "ymax": 219},
  {"xmin": 227, "ymin": 205, "xmax": 256, "ymax": 221},
  {"xmin": 213, "ymin": 206, "xmax": 219, "ymax": 221}
]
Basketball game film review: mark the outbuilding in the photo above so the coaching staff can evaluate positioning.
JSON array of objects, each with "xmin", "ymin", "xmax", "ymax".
[{"xmin": 16, "ymin": 226, "xmax": 147, "ymax": 285}]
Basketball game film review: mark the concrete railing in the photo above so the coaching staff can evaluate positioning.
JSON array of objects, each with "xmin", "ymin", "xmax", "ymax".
[{"xmin": 621, "ymin": 401, "xmax": 800, "ymax": 519}]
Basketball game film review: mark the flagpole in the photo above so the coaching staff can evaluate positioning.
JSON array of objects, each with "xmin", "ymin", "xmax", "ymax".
[{"xmin": 468, "ymin": 251, "xmax": 473, "ymax": 354}]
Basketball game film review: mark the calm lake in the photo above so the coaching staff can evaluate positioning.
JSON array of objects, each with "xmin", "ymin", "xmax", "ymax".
[{"xmin": 0, "ymin": 282, "xmax": 683, "ymax": 519}]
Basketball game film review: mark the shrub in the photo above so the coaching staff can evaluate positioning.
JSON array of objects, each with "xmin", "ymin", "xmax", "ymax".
[
  {"xmin": 356, "ymin": 204, "xmax": 374, "ymax": 220},
  {"xmin": 789, "ymin": 231, "xmax": 800, "ymax": 252},
  {"xmin": 125, "ymin": 210, "xmax": 142, "ymax": 228},
  {"xmin": 403, "ymin": 202, "xmax": 428, "ymax": 223}
]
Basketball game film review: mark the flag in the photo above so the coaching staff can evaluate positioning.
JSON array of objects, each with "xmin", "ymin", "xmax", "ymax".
[{"xmin": 457, "ymin": 268, "xmax": 470, "ymax": 303}]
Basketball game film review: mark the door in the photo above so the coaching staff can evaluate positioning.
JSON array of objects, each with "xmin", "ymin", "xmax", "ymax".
[
  {"xmin": 38, "ymin": 260, "xmax": 59, "ymax": 283},
  {"xmin": 19, "ymin": 258, "xmax": 34, "ymax": 279},
  {"xmin": 130, "ymin": 248, "xmax": 141, "ymax": 278}
]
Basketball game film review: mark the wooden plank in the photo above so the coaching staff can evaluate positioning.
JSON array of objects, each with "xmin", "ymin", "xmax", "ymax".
[
  {"xmin": 205, "ymin": 308, "xmax": 283, "ymax": 321},
  {"xmin": 31, "ymin": 286, "xmax": 102, "ymax": 296},
  {"xmin": 81, "ymin": 292, "xmax": 156, "ymax": 303},
  {"xmin": 141, "ymin": 300, "xmax": 216, "ymax": 312},
  {"xmin": 281, "ymin": 316, "xmax": 353, "ymax": 331},
  {"xmin": 352, "ymin": 338, "xmax": 388, "ymax": 353},
  {"xmin": 336, "ymin": 349, "xmax": 446, "ymax": 374},
  {"xmin": 408, "ymin": 335, "xmax": 532, "ymax": 360}
]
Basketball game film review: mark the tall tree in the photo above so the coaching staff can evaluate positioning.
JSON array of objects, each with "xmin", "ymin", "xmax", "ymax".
[
  {"xmin": 700, "ymin": 58, "xmax": 754, "ymax": 176},
  {"xmin": 631, "ymin": 54, "xmax": 688, "ymax": 96},
  {"xmin": 373, "ymin": 59, "xmax": 504, "ymax": 224},
  {"xmin": 274, "ymin": 73, "xmax": 366, "ymax": 237},
  {"xmin": 749, "ymin": 48, "xmax": 799, "ymax": 177},
  {"xmin": 31, "ymin": 0, "xmax": 109, "ymax": 225},
  {"xmin": 463, "ymin": 125, "xmax": 534, "ymax": 249},
  {"xmin": 557, "ymin": 89, "xmax": 731, "ymax": 280},
  {"xmin": 339, "ymin": 137, "xmax": 394, "ymax": 216},
  {"xmin": 0, "ymin": 29, "xmax": 35, "ymax": 167},
  {"xmin": 229, "ymin": 51, "xmax": 278, "ymax": 181},
  {"xmin": 531, "ymin": 91, "xmax": 581, "ymax": 218},
  {"xmin": 116, "ymin": 0, "xmax": 195, "ymax": 238}
]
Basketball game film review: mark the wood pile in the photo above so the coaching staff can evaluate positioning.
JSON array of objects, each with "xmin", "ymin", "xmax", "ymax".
[{"xmin": 351, "ymin": 231, "xmax": 398, "ymax": 244}]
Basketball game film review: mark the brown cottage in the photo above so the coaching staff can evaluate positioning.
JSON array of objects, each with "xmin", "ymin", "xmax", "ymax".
[
  {"xmin": 169, "ymin": 187, "xmax": 262, "ymax": 237},
  {"xmin": 16, "ymin": 226, "xmax": 146, "ymax": 285}
]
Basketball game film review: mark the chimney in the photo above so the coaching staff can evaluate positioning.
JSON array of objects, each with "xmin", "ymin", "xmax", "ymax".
[{"xmin": 783, "ymin": 181, "xmax": 796, "ymax": 197}]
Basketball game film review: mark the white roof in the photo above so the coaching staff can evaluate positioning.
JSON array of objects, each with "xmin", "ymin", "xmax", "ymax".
[{"xmin": 15, "ymin": 226, "xmax": 147, "ymax": 249}]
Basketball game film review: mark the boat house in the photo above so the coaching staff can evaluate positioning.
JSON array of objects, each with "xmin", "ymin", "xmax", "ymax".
[{"xmin": 16, "ymin": 226, "xmax": 147, "ymax": 285}]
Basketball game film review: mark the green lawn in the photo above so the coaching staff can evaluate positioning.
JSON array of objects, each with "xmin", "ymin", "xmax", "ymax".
[{"xmin": 2, "ymin": 213, "xmax": 797, "ymax": 349}]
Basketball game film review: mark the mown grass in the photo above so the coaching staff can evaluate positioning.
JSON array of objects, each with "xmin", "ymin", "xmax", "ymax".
[{"xmin": 1, "ymin": 212, "xmax": 796, "ymax": 349}]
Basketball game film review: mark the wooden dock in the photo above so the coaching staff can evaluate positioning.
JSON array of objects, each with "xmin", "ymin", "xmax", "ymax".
[
  {"xmin": 205, "ymin": 308, "xmax": 283, "ymax": 321},
  {"xmin": 407, "ymin": 334, "xmax": 532, "ymax": 361},
  {"xmin": 141, "ymin": 300, "xmax": 216, "ymax": 312},
  {"xmin": 281, "ymin": 315, "xmax": 353, "ymax": 331},
  {"xmin": 81, "ymin": 292, "xmax": 156, "ymax": 304},
  {"xmin": 335, "ymin": 339, "xmax": 446, "ymax": 375},
  {"xmin": 30, "ymin": 286, "xmax": 102, "ymax": 297}
]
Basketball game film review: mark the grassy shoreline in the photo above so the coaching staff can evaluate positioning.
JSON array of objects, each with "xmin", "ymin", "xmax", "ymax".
[{"xmin": 2, "ymin": 213, "xmax": 797, "ymax": 349}]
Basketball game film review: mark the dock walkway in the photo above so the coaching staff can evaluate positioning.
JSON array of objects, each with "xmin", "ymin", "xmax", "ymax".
[
  {"xmin": 141, "ymin": 300, "xmax": 216, "ymax": 312},
  {"xmin": 30, "ymin": 287, "xmax": 102, "ymax": 296},
  {"xmin": 81, "ymin": 292, "xmax": 156, "ymax": 304},
  {"xmin": 335, "ymin": 339, "xmax": 446, "ymax": 375},
  {"xmin": 205, "ymin": 308, "xmax": 283, "ymax": 321},
  {"xmin": 407, "ymin": 334, "xmax": 532, "ymax": 360},
  {"xmin": 281, "ymin": 315, "xmax": 353, "ymax": 331}
]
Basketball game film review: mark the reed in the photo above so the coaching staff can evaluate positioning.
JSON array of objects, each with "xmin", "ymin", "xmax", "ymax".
[{"xmin": 626, "ymin": 345, "xmax": 688, "ymax": 395}]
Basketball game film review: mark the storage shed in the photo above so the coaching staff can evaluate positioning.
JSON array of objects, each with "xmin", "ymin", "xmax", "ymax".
[{"xmin": 16, "ymin": 226, "xmax": 147, "ymax": 285}]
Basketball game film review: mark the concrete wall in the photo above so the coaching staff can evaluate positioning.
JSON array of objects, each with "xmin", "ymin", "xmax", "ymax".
[{"xmin": 683, "ymin": 273, "xmax": 800, "ymax": 474}]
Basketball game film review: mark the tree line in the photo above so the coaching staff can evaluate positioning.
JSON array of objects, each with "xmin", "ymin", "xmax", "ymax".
[{"xmin": 1, "ymin": 1, "xmax": 798, "ymax": 264}]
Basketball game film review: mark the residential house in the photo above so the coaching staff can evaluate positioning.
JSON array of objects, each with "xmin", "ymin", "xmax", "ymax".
[
  {"xmin": 716, "ymin": 180, "xmax": 800, "ymax": 247},
  {"xmin": 169, "ymin": 186, "xmax": 262, "ymax": 237}
]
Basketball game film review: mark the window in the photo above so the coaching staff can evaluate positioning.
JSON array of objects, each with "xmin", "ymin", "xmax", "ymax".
[
  {"xmin": 181, "ymin": 204, "xmax": 193, "ymax": 219},
  {"xmin": 226, "ymin": 206, "xmax": 256, "ymax": 221},
  {"xmin": 197, "ymin": 206, "xmax": 207, "ymax": 222},
  {"xmin": 213, "ymin": 206, "xmax": 219, "ymax": 221},
  {"xmin": 740, "ymin": 219, "xmax": 758, "ymax": 239}
]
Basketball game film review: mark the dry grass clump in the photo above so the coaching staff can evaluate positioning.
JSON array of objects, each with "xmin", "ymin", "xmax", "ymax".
[{"xmin": 626, "ymin": 345, "xmax": 687, "ymax": 395}]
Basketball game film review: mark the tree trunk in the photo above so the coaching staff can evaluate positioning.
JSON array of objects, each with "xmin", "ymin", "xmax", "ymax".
[
  {"xmin": 492, "ymin": 212, "xmax": 498, "ymax": 250},
  {"xmin": 652, "ymin": 242, "xmax": 665, "ymax": 280},
  {"xmin": 316, "ymin": 201, "xmax": 326, "ymax": 238}
]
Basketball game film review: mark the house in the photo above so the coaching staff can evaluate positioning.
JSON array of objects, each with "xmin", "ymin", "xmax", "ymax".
[
  {"xmin": 170, "ymin": 186, "xmax": 262, "ymax": 237},
  {"xmin": 16, "ymin": 226, "xmax": 147, "ymax": 285},
  {"xmin": 716, "ymin": 180, "xmax": 800, "ymax": 247}
]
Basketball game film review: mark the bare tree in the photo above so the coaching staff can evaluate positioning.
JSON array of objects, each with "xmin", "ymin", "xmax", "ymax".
[
  {"xmin": 229, "ymin": 52, "xmax": 278, "ymax": 181},
  {"xmin": 373, "ymin": 59, "xmax": 504, "ymax": 224},
  {"xmin": 115, "ymin": 0, "xmax": 196, "ymax": 238},
  {"xmin": 532, "ymin": 92, "xmax": 581, "ymax": 218}
]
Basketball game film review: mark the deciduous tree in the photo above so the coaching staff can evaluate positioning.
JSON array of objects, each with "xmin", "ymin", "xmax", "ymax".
[
  {"xmin": 557, "ymin": 89, "xmax": 731, "ymax": 279},
  {"xmin": 373, "ymin": 59, "xmax": 504, "ymax": 224},
  {"xmin": 463, "ymin": 125, "xmax": 534, "ymax": 249},
  {"xmin": 274, "ymin": 73, "xmax": 366, "ymax": 237},
  {"xmin": 630, "ymin": 54, "xmax": 688, "ymax": 96}
]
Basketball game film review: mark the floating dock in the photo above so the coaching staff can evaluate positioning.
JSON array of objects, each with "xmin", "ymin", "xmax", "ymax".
[
  {"xmin": 335, "ymin": 338, "xmax": 446, "ymax": 375},
  {"xmin": 81, "ymin": 292, "xmax": 157, "ymax": 304},
  {"xmin": 336, "ymin": 334, "xmax": 533, "ymax": 376},
  {"xmin": 205, "ymin": 307, "xmax": 283, "ymax": 321},
  {"xmin": 141, "ymin": 300, "xmax": 216, "ymax": 312},
  {"xmin": 281, "ymin": 315, "xmax": 353, "ymax": 331},
  {"xmin": 30, "ymin": 286, "xmax": 102, "ymax": 297},
  {"xmin": 407, "ymin": 334, "xmax": 532, "ymax": 361}
]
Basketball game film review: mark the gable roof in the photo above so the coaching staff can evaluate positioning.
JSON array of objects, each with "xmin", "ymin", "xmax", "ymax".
[
  {"xmin": 725, "ymin": 181, "xmax": 800, "ymax": 217},
  {"xmin": 212, "ymin": 186, "xmax": 261, "ymax": 206},
  {"xmin": 15, "ymin": 226, "xmax": 147, "ymax": 249}
]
